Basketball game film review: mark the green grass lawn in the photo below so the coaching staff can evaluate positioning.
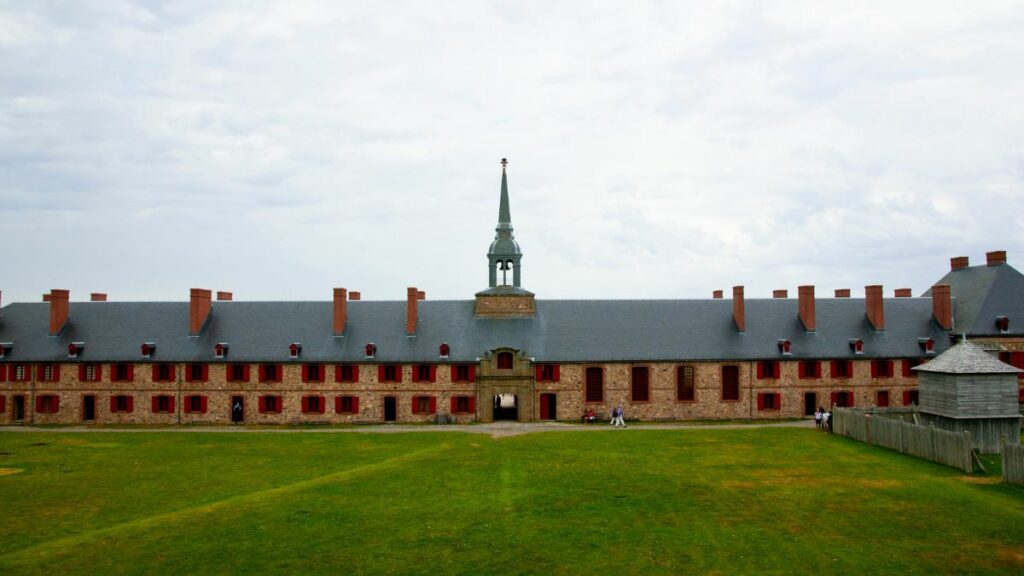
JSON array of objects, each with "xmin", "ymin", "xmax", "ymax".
[{"xmin": 1, "ymin": 428, "xmax": 1022, "ymax": 575}]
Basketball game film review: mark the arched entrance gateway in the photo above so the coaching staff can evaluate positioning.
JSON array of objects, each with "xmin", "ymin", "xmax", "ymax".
[{"xmin": 476, "ymin": 348, "xmax": 534, "ymax": 423}]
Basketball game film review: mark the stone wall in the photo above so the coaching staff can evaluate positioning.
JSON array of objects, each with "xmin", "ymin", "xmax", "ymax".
[{"xmin": 0, "ymin": 358, "xmax": 929, "ymax": 425}]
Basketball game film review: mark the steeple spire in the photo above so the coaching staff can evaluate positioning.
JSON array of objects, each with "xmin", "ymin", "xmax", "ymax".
[
  {"xmin": 498, "ymin": 158, "xmax": 511, "ymax": 225},
  {"xmin": 486, "ymin": 158, "xmax": 523, "ymax": 289}
]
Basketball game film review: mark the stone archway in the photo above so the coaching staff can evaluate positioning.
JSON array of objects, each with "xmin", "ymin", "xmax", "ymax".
[{"xmin": 476, "ymin": 348, "xmax": 534, "ymax": 423}]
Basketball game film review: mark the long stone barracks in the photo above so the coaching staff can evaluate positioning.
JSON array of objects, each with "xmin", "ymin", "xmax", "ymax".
[{"xmin": 2, "ymin": 164, "xmax": 1023, "ymax": 426}]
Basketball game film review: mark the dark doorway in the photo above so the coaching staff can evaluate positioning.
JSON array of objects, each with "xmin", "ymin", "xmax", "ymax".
[
  {"xmin": 493, "ymin": 394, "xmax": 518, "ymax": 421},
  {"xmin": 539, "ymin": 393, "xmax": 557, "ymax": 420},
  {"xmin": 384, "ymin": 396, "xmax": 397, "ymax": 422},
  {"xmin": 803, "ymin": 392, "xmax": 817, "ymax": 416},
  {"xmin": 231, "ymin": 396, "xmax": 244, "ymax": 423},
  {"xmin": 83, "ymin": 395, "xmax": 96, "ymax": 422},
  {"xmin": 13, "ymin": 396, "xmax": 25, "ymax": 421}
]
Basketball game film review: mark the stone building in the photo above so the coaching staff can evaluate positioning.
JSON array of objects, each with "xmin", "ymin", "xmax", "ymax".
[{"xmin": 2, "ymin": 163, "xmax": 1023, "ymax": 426}]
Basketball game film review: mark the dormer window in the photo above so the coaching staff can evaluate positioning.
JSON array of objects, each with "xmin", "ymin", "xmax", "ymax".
[
  {"xmin": 0, "ymin": 342, "xmax": 12, "ymax": 358},
  {"xmin": 996, "ymin": 316, "xmax": 1010, "ymax": 334},
  {"xmin": 365, "ymin": 343, "xmax": 376, "ymax": 358},
  {"xmin": 214, "ymin": 343, "xmax": 229, "ymax": 359},
  {"xmin": 777, "ymin": 339, "xmax": 792, "ymax": 356},
  {"xmin": 918, "ymin": 338, "xmax": 935, "ymax": 355},
  {"xmin": 289, "ymin": 343, "xmax": 302, "ymax": 359},
  {"xmin": 141, "ymin": 342, "xmax": 156, "ymax": 358},
  {"xmin": 497, "ymin": 351, "xmax": 514, "ymax": 370},
  {"xmin": 439, "ymin": 343, "xmax": 450, "ymax": 358},
  {"xmin": 68, "ymin": 342, "xmax": 85, "ymax": 358},
  {"xmin": 849, "ymin": 339, "xmax": 864, "ymax": 355}
]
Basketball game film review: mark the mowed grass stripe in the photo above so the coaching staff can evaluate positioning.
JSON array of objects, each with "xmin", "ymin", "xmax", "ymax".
[{"xmin": 0, "ymin": 440, "xmax": 452, "ymax": 566}]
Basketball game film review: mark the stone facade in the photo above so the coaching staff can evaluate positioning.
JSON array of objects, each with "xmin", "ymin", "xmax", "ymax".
[{"xmin": 0, "ymin": 356, "xmax": 966, "ymax": 426}]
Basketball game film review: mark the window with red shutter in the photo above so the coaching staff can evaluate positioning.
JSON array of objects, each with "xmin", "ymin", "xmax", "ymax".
[
  {"xmin": 585, "ymin": 367, "xmax": 603, "ymax": 403},
  {"xmin": 877, "ymin": 390, "xmax": 889, "ymax": 407},
  {"xmin": 630, "ymin": 366, "xmax": 650, "ymax": 402},
  {"xmin": 676, "ymin": 366, "xmax": 695, "ymax": 401},
  {"xmin": 336, "ymin": 364, "xmax": 358, "ymax": 383}
]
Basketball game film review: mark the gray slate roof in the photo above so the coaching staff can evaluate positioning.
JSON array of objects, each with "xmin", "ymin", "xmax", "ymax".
[
  {"xmin": 0, "ymin": 296, "xmax": 952, "ymax": 363},
  {"xmin": 924, "ymin": 263, "xmax": 1024, "ymax": 336},
  {"xmin": 913, "ymin": 340, "xmax": 1022, "ymax": 374}
]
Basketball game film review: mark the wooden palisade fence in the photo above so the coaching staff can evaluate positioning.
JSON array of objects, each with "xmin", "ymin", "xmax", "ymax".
[
  {"xmin": 1003, "ymin": 441, "xmax": 1024, "ymax": 485},
  {"xmin": 833, "ymin": 407, "xmax": 974, "ymax": 474}
]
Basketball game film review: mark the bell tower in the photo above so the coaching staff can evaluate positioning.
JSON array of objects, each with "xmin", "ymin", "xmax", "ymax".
[{"xmin": 475, "ymin": 158, "xmax": 536, "ymax": 317}]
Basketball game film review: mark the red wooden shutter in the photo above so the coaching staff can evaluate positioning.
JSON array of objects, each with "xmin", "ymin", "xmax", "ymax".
[
  {"xmin": 451, "ymin": 397, "xmax": 458, "ymax": 412},
  {"xmin": 201, "ymin": 365, "xmax": 209, "ymax": 381},
  {"xmin": 35, "ymin": 365, "xmax": 44, "ymax": 381},
  {"xmin": 35, "ymin": 396, "xmax": 43, "ymax": 413},
  {"xmin": 830, "ymin": 362, "xmax": 838, "ymax": 378},
  {"xmin": 756, "ymin": 393, "xmax": 764, "ymax": 410},
  {"xmin": 352, "ymin": 396, "xmax": 360, "ymax": 414},
  {"xmin": 411, "ymin": 397, "xmax": 419, "ymax": 413},
  {"xmin": 0, "ymin": 365, "xmax": 6, "ymax": 382},
  {"xmin": 126, "ymin": 396, "xmax": 134, "ymax": 413},
  {"xmin": 225, "ymin": 365, "xmax": 233, "ymax": 381},
  {"xmin": 429, "ymin": 366, "xmax": 437, "ymax": 382},
  {"xmin": 429, "ymin": 396, "xmax": 436, "ymax": 414},
  {"xmin": 535, "ymin": 365, "xmax": 543, "ymax": 381},
  {"xmin": 301, "ymin": 397, "xmax": 309, "ymax": 413},
  {"xmin": 151, "ymin": 365, "xmax": 160, "ymax": 381},
  {"xmin": 241, "ymin": 365, "xmax": 250, "ymax": 382},
  {"xmin": 0, "ymin": 396, "xmax": 5, "ymax": 413},
  {"xmin": 96, "ymin": 365, "xmax": 103, "ymax": 381},
  {"xmin": 201, "ymin": 396, "xmax": 208, "ymax": 414},
  {"xmin": 756, "ymin": 363, "xmax": 764, "ymax": 379},
  {"xmin": 152, "ymin": 396, "xmax": 159, "ymax": 413},
  {"xmin": 902, "ymin": 361, "xmax": 910, "ymax": 378},
  {"xmin": 395, "ymin": 365, "xmax": 403, "ymax": 383},
  {"xmin": 378, "ymin": 366, "xmax": 386, "ymax": 383},
  {"xmin": 259, "ymin": 396, "xmax": 266, "ymax": 413},
  {"xmin": 830, "ymin": 392, "xmax": 837, "ymax": 407},
  {"xmin": 168, "ymin": 397, "xmax": 174, "ymax": 413},
  {"xmin": 871, "ymin": 362, "xmax": 878, "ymax": 378},
  {"xmin": 468, "ymin": 396, "xmax": 475, "ymax": 413},
  {"xmin": 335, "ymin": 396, "xmax": 342, "ymax": 413},
  {"xmin": 79, "ymin": 365, "xmax": 87, "ymax": 381},
  {"xmin": 168, "ymin": 365, "xmax": 176, "ymax": 381},
  {"xmin": 553, "ymin": 365, "xmax": 560, "ymax": 382},
  {"xmin": 259, "ymin": 365, "xmax": 266, "ymax": 382},
  {"xmin": 301, "ymin": 365, "xmax": 309, "ymax": 383},
  {"xmin": 351, "ymin": 365, "xmax": 359, "ymax": 382},
  {"xmin": 318, "ymin": 397, "xmax": 325, "ymax": 414},
  {"xmin": 126, "ymin": 365, "xmax": 134, "ymax": 381},
  {"xmin": 775, "ymin": 394, "xmax": 781, "ymax": 409},
  {"xmin": 411, "ymin": 367, "xmax": 419, "ymax": 383},
  {"xmin": 814, "ymin": 363, "xmax": 821, "ymax": 378},
  {"xmin": 468, "ymin": 366, "xmax": 475, "ymax": 382},
  {"xmin": 110, "ymin": 396, "xmax": 118, "ymax": 412},
  {"xmin": 902, "ymin": 391, "xmax": 911, "ymax": 405}
]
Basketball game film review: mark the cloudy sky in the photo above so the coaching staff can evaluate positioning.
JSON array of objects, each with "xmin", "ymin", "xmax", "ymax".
[{"xmin": 2, "ymin": 1, "xmax": 1022, "ymax": 305}]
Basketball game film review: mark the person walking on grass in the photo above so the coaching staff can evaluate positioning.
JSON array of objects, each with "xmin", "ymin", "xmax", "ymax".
[{"xmin": 814, "ymin": 407, "xmax": 822, "ymax": 429}]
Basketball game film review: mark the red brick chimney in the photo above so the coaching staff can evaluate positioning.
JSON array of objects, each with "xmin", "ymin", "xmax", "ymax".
[
  {"xmin": 406, "ymin": 287, "xmax": 418, "ymax": 335},
  {"xmin": 90, "ymin": 293, "xmax": 107, "ymax": 302},
  {"xmin": 712, "ymin": 290, "xmax": 723, "ymax": 299},
  {"xmin": 333, "ymin": 288, "xmax": 347, "ymax": 335},
  {"xmin": 865, "ymin": 285, "xmax": 884, "ymax": 331},
  {"xmin": 349, "ymin": 291, "xmax": 361, "ymax": 301},
  {"xmin": 798, "ymin": 285, "xmax": 816, "ymax": 332},
  {"xmin": 732, "ymin": 286, "xmax": 745, "ymax": 332},
  {"xmin": 894, "ymin": 288, "xmax": 911, "ymax": 298},
  {"xmin": 950, "ymin": 256, "xmax": 969, "ymax": 271},
  {"xmin": 986, "ymin": 250, "xmax": 1006, "ymax": 267},
  {"xmin": 49, "ymin": 289, "xmax": 70, "ymax": 335},
  {"xmin": 932, "ymin": 284, "xmax": 952, "ymax": 330},
  {"xmin": 834, "ymin": 289, "xmax": 850, "ymax": 298},
  {"xmin": 417, "ymin": 290, "xmax": 426, "ymax": 300},
  {"xmin": 216, "ymin": 291, "xmax": 233, "ymax": 301},
  {"xmin": 42, "ymin": 293, "xmax": 52, "ymax": 302},
  {"xmin": 189, "ymin": 288, "xmax": 212, "ymax": 336},
  {"xmin": 772, "ymin": 289, "xmax": 788, "ymax": 299}
]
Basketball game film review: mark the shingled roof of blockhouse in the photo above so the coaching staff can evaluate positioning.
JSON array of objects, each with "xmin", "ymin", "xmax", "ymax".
[{"xmin": 913, "ymin": 339, "xmax": 1022, "ymax": 375}]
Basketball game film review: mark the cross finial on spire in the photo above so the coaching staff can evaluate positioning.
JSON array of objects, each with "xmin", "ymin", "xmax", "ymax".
[{"xmin": 500, "ymin": 158, "xmax": 508, "ymax": 168}]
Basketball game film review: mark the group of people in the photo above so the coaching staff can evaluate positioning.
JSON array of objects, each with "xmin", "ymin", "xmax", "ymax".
[
  {"xmin": 581, "ymin": 405, "xmax": 628, "ymax": 427},
  {"xmin": 814, "ymin": 406, "xmax": 833, "ymax": 433}
]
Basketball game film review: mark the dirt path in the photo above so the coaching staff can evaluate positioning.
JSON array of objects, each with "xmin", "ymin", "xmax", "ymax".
[{"xmin": 1, "ymin": 419, "xmax": 816, "ymax": 438}]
